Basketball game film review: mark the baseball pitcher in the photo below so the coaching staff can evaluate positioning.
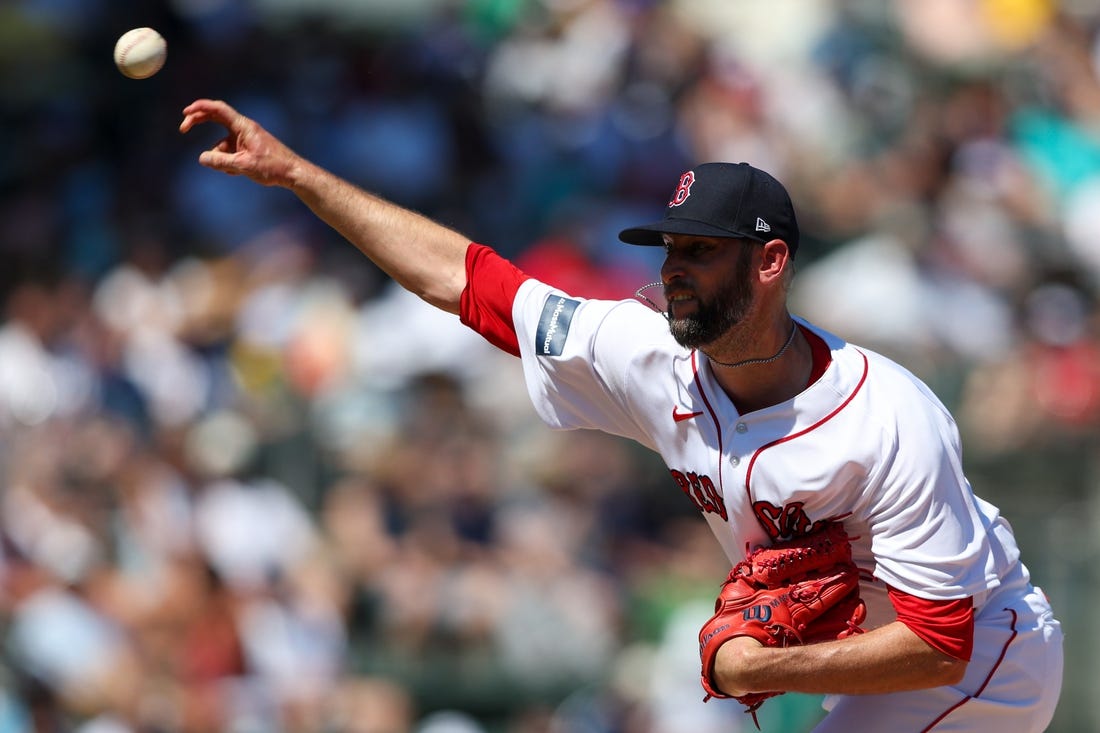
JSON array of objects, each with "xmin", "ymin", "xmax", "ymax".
[{"xmin": 181, "ymin": 99, "xmax": 1063, "ymax": 732}]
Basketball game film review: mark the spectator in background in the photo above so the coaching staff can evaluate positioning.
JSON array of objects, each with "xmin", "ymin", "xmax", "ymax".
[{"xmin": 1, "ymin": 1, "xmax": 1099, "ymax": 731}]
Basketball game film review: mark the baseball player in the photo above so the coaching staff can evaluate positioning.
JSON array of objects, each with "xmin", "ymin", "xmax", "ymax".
[{"xmin": 180, "ymin": 99, "xmax": 1064, "ymax": 732}]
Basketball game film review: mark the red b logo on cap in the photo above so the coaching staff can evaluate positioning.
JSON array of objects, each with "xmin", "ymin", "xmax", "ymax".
[{"xmin": 668, "ymin": 171, "xmax": 695, "ymax": 207}]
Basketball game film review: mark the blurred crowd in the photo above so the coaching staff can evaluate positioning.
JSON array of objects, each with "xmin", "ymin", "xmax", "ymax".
[{"xmin": 2, "ymin": 1, "xmax": 1100, "ymax": 732}]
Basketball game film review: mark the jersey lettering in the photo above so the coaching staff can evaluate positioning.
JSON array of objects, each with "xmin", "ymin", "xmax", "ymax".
[
  {"xmin": 670, "ymin": 469, "xmax": 728, "ymax": 520},
  {"xmin": 753, "ymin": 500, "xmax": 828, "ymax": 541},
  {"xmin": 668, "ymin": 171, "xmax": 695, "ymax": 207}
]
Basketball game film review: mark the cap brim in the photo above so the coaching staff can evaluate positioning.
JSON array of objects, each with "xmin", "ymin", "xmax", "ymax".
[{"xmin": 618, "ymin": 218, "xmax": 759, "ymax": 246}]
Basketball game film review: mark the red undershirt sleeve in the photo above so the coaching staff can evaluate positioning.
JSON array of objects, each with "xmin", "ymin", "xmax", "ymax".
[
  {"xmin": 459, "ymin": 243, "xmax": 531, "ymax": 357},
  {"xmin": 888, "ymin": 585, "xmax": 975, "ymax": 661}
]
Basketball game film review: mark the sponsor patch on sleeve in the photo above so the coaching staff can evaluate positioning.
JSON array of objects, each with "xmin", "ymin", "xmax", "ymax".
[{"xmin": 535, "ymin": 295, "xmax": 579, "ymax": 356}]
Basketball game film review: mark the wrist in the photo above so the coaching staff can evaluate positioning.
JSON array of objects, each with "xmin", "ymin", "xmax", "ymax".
[
  {"xmin": 284, "ymin": 156, "xmax": 312, "ymax": 192},
  {"xmin": 714, "ymin": 636, "xmax": 765, "ymax": 697}
]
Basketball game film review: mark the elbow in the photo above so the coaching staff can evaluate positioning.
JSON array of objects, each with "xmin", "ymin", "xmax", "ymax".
[
  {"xmin": 935, "ymin": 656, "xmax": 968, "ymax": 686},
  {"xmin": 421, "ymin": 291, "xmax": 462, "ymax": 315},
  {"xmin": 416, "ymin": 272, "xmax": 467, "ymax": 315}
]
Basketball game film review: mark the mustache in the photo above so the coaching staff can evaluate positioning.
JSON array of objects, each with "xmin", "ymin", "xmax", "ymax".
[
  {"xmin": 633, "ymin": 281, "xmax": 699, "ymax": 298},
  {"xmin": 664, "ymin": 285, "xmax": 695, "ymax": 300}
]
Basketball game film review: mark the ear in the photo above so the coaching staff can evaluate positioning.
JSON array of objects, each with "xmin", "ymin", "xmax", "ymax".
[{"xmin": 758, "ymin": 238, "xmax": 792, "ymax": 283}]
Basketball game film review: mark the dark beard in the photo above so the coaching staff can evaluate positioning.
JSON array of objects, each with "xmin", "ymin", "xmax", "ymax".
[{"xmin": 667, "ymin": 246, "xmax": 755, "ymax": 349}]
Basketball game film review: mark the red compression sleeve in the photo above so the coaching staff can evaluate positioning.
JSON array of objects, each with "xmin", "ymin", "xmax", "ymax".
[
  {"xmin": 459, "ymin": 243, "xmax": 531, "ymax": 357},
  {"xmin": 888, "ymin": 585, "xmax": 975, "ymax": 661}
]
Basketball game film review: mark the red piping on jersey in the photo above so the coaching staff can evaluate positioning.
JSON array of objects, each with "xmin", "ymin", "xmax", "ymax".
[
  {"xmin": 743, "ymin": 350, "xmax": 869, "ymax": 510},
  {"xmin": 917, "ymin": 609, "xmax": 1019, "ymax": 733},
  {"xmin": 691, "ymin": 350, "xmax": 726, "ymax": 498}
]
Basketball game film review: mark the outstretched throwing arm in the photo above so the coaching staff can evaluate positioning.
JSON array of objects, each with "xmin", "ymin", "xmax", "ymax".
[{"xmin": 179, "ymin": 99, "xmax": 470, "ymax": 313}]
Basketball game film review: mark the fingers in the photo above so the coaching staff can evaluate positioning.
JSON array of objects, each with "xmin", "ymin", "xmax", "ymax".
[
  {"xmin": 179, "ymin": 99, "xmax": 238, "ymax": 134},
  {"xmin": 181, "ymin": 100, "xmax": 245, "ymax": 173},
  {"xmin": 180, "ymin": 99, "xmax": 292, "ymax": 186},
  {"xmin": 197, "ymin": 149, "xmax": 242, "ymax": 174}
]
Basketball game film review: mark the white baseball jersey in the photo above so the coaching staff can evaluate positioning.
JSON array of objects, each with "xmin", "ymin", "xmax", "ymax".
[
  {"xmin": 453, "ymin": 238, "xmax": 1056, "ymax": 726},
  {"xmin": 495, "ymin": 275, "xmax": 1063, "ymax": 731},
  {"xmin": 515, "ymin": 278, "xmax": 1016, "ymax": 620},
  {"xmin": 451, "ymin": 232, "xmax": 1060, "ymax": 726}
]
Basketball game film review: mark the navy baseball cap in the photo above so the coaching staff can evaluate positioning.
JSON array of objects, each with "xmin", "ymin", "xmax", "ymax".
[{"xmin": 618, "ymin": 162, "xmax": 800, "ymax": 256}]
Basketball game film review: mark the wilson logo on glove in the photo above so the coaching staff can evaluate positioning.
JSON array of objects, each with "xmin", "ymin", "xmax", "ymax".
[{"xmin": 743, "ymin": 604, "xmax": 772, "ymax": 623}]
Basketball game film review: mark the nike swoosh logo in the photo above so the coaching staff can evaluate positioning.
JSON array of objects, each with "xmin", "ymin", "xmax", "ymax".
[{"xmin": 672, "ymin": 407, "xmax": 704, "ymax": 423}]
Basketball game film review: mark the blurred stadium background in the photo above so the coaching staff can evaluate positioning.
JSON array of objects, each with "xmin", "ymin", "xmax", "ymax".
[{"xmin": 1, "ymin": 0, "xmax": 1098, "ymax": 731}]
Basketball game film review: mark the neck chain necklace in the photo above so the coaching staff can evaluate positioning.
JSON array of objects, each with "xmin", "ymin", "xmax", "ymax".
[
  {"xmin": 707, "ymin": 321, "xmax": 798, "ymax": 369},
  {"xmin": 634, "ymin": 281, "xmax": 668, "ymax": 318}
]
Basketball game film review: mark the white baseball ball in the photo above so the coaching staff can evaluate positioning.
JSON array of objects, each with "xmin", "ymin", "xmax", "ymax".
[{"xmin": 113, "ymin": 27, "xmax": 167, "ymax": 80}]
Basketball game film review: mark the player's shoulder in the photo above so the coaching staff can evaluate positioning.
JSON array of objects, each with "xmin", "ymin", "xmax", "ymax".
[
  {"xmin": 514, "ymin": 279, "xmax": 689, "ymax": 379},
  {"xmin": 517, "ymin": 279, "xmax": 678, "ymax": 343},
  {"xmin": 803, "ymin": 319, "xmax": 954, "ymax": 420}
]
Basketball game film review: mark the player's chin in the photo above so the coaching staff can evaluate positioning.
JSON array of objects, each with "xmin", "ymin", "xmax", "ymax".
[
  {"xmin": 667, "ymin": 298, "xmax": 698, "ymax": 320},
  {"xmin": 669, "ymin": 316, "xmax": 709, "ymax": 349}
]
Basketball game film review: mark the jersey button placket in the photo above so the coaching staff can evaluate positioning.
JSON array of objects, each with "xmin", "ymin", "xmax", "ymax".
[
  {"xmin": 729, "ymin": 422, "xmax": 750, "ymax": 467},
  {"xmin": 730, "ymin": 423, "xmax": 749, "ymax": 467}
]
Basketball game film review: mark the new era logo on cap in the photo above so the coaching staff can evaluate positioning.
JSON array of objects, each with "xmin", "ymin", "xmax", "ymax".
[{"xmin": 617, "ymin": 162, "xmax": 800, "ymax": 257}]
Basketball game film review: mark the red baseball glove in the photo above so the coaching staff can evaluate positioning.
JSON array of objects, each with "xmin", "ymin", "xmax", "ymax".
[{"xmin": 698, "ymin": 522, "xmax": 866, "ymax": 726}]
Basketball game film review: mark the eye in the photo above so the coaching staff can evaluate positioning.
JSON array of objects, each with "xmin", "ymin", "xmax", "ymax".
[{"xmin": 664, "ymin": 239, "xmax": 715, "ymax": 257}]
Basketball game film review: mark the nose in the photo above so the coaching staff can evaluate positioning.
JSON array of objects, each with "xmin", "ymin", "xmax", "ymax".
[{"xmin": 661, "ymin": 254, "xmax": 685, "ymax": 285}]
